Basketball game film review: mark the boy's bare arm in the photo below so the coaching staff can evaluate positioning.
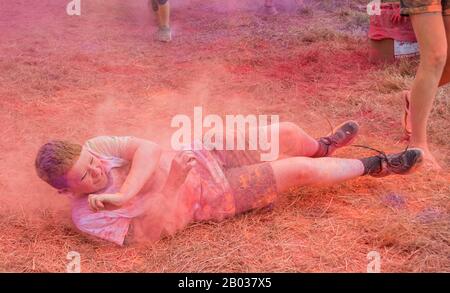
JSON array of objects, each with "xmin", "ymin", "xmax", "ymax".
[
  {"xmin": 119, "ymin": 137, "xmax": 162, "ymax": 201},
  {"xmin": 88, "ymin": 137, "xmax": 161, "ymax": 211}
]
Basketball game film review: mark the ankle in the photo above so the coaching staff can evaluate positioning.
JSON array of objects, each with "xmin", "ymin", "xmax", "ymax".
[
  {"xmin": 359, "ymin": 156, "xmax": 382, "ymax": 176},
  {"xmin": 409, "ymin": 142, "xmax": 429, "ymax": 152},
  {"xmin": 312, "ymin": 138, "xmax": 330, "ymax": 158}
]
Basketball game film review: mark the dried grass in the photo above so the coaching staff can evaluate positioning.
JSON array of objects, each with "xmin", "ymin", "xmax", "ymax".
[{"xmin": 0, "ymin": 0, "xmax": 448, "ymax": 272}]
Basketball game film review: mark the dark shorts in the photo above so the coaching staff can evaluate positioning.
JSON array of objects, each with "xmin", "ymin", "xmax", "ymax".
[
  {"xmin": 400, "ymin": 0, "xmax": 450, "ymax": 15},
  {"xmin": 210, "ymin": 149, "xmax": 278, "ymax": 215}
]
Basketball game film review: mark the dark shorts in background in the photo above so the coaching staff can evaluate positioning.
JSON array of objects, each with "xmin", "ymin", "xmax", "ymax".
[{"xmin": 400, "ymin": 0, "xmax": 450, "ymax": 15}]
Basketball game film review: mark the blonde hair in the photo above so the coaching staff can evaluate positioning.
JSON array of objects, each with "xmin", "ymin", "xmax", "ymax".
[{"xmin": 35, "ymin": 140, "xmax": 82, "ymax": 189}]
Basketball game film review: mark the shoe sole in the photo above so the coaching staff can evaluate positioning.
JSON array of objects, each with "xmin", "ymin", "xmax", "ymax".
[
  {"xmin": 326, "ymin": 120, "xmax": 360, "ymax": 148},
  {"xmin": 402, "ymin": 148, "xmax": 424, "ymax": 175}
]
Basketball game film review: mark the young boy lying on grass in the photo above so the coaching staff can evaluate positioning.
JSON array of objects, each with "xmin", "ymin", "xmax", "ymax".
[{"xmin": 35, "ymin": 121, "xmax": 423, "ymax": 245}]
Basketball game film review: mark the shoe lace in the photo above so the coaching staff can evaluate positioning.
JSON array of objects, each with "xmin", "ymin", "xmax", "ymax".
[
  {"xmin": 325, "ymin": 117, "xmax": 334, "ymax": 135},
  {"xmin": 319, "ymin": 117, "xmax": 335, "ymax": 147},
  {"xmin": 351, "ymin": 144, "xmax": 410, "ymax": 168}
]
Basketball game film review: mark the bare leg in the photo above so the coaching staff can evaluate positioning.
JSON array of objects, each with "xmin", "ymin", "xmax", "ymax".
[
  {"xmin": 258, "ymin": 122, "xmax": 319, "ymax": 158},
  {"xmin": 402, "ymin": 16, "xmax": 450, "ymax": 143},
  {"xmin": 224, "ymin": 149, "xmax": 422, "ymax": 213},
  {"xmin": 270, "ymin": 157, "xmax": 364, "ymax": 193},
  {"xmin": 239, "ymin": 120, "xmax": 357, "ymax": 160},
  {"xmin": 263, "ymin": 0, "xmax": 278, "ymax": 15},
  {"xmin": 439, "ymin": 15, "xmax": 450, "ymax": 86},
  {"xmin": 231, "ymin": 122, "xmax": 319, "ymax": 160},
  {"xmin": 224, "ymin": 157, "xmax": 363, "ymax": 214},
  {"xmin": 409, "ymin": 13, "xmax": 447, "ymax": 168},
  {"xmin": 158, "ymin": 1, "xmax": 170, "ymax": 29}
]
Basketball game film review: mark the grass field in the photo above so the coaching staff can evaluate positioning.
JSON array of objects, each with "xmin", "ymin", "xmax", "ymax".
[{"xmin": 0, "ymin": 0, "xmax": 448, "ymax": 272}]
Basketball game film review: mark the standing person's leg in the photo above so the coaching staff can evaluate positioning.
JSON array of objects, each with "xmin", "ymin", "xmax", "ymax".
[
  {"xmin": 438, "ymin": 12, "xmax": 450, "ymax": 86},
  {"xmin": 401, "ymin": 9, "xmax": 447, "ymax": 168},
  {"xmin": 408, "ymin": 13, "xmax": 446, "ymax": 167},
  {"xmin": 263, "ymin": 0, "xmax": 278, "ymax": 15},
  {"xmin": 157, "ymin": 0, "xmax": 170, "ymax": 30},
  {"xmin": 150, "ymin": 0, "xmax": 171, "ymax": 42}
]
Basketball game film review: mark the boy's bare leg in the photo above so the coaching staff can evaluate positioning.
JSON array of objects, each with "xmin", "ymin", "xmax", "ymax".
[
  {"xmin": 271, "ymin": 157, "xmax": 364, "ymax": 192},
  {"xmin": 254, "ymin": 122, "xmax": 319, "ymax": 158},
  {"xmin": 402, "ymin": 16, "xmax": 450, "ymax": 146},
  {"xmin": 239, "ymin": 121, "xmax": 359, "ymax": 160},
  {"xmin": 408, "ymin": 13, "xmax": 447, "ymax": 168},
  {"xmin": 224, "ymin": 149, "xmax": 422, "ymax": 215}
]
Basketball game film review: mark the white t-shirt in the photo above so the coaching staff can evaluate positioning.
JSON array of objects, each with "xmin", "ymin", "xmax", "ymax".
[
  {"xmin": 71, "ymin": 136, "xmax": 150, "ymax": 246},
  {"xmin": 70, "ymin": 136, "xmax": 233, "ymax": 245}
]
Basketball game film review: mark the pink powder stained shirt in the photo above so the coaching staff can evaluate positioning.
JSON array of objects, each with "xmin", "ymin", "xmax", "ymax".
[
  {"xmin": 70, "ymin": 137, "xmax": 234, "ymax": 246},
  {"xmin": 71, "ymin": 136, "xmax": 150, "ymax": 245}
]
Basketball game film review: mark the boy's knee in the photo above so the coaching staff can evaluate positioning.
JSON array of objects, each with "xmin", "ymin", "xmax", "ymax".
[
  {"xmin": 279, "ymin": 122, "xmax": 301, "ymax": 137},
  {"xmin": 278, "ymin": 122, "xmax": 303, "ymax": 153}
]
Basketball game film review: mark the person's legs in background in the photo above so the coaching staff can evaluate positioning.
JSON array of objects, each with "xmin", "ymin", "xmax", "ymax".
[
  {"xmin": 438, "ymin": 13, "xmax": 450, "ymax": 86},
  {"xmin": 270, "ymin": 147, "xmax": 423, "ymax": 192},
  {"xmin": 407, "ymin": 13, "xmax": 447, "ymax": 169},
  {"xmin": 263, "ymin": 0, "xmax": 278, "ymax": 16},
  {"xmin": 150, "ymin": 0, "xmax": 171, "ymax": 42}
]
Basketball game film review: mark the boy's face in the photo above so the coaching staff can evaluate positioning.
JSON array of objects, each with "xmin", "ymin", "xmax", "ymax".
[{"xmin": 64, "ymin": 147, "xmax": 109, "ymax": 195}]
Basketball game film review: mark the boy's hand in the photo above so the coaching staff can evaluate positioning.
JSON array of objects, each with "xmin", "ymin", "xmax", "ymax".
[
  {"xmin": 164, "ymin": 151, "xmax": 197, "ymax": 194},
  {"xmin": 88, "ymin": 193, "xmax": 126, "ymax": 212}
]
